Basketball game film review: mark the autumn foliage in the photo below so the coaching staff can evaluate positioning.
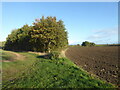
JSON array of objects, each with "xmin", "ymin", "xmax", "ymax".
[{"xmin": 4, "ymin": 16, "xmax": 68, "ymax": 52}]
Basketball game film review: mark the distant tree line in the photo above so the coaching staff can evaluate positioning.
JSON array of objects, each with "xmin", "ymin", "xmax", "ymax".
[
  {"xmin": 81, "ymin": 41, "xmax": 95, "ymax": 46},
  {"xmin": 76, "ymin": 42, "xmax": 120, "ymax": 47},
  {"xmin": 4, "ymin": 16, "xmax": 68, "ymax": 52}
]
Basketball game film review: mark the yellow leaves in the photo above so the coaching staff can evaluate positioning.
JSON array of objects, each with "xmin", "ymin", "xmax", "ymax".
[
  {"xmin": 31, "ymin": 35, "xmax": 39, "ymax": 38},
  {"xmin": 33, "ymin": 30, "xmax": 36, "ymax": 32},
  {"xmin": 35, "ymin": 18, "xmax": 40, "ymax": 22},
  {"xmin": 5, "ymin": 16, "xmax": 68, "ymax": 52}
]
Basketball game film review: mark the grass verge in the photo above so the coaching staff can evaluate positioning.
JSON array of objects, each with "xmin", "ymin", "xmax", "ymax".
[{"xmin": 2, "ymin": 50, "xmax": 116, "ymax": 88}]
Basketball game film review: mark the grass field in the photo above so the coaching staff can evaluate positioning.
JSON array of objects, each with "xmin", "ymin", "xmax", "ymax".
[{"xmin": 1, "ymin": 50, "xmax": 116, "ymax": 88}]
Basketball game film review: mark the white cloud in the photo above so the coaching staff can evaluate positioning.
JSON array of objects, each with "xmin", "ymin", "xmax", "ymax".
[{"xmin": 86, "ymin": 27, "xmax": 118, "ymax": 44}]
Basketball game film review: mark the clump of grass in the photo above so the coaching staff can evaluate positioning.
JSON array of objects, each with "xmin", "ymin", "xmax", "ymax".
[{"xmin": 49, "ymin": 51, "xmax": 60, "ymax": 60}]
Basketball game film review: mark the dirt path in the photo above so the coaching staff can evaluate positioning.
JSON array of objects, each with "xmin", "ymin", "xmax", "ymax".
[
  {"xmin": 60, "ymin": 48, "xmax": 68, "ymax": 58},
  {"xmin": 9, "ymin": 52, "xmax": 25, "ymax": 60},
  {"xmin": 2, "ymin": 51, "xmax": 25, "ymax": 62},
  {"xmin": 29, "ymin": 49, "xmax": 68, "ymax": 58},
  {"xmin": 28, "ymin": 51, "xmax": 47, "ymax": 56},
  {"xmin": 1, "ymin": 60, "xmax": 11, "ymax": 62},
  {"xmin": 65, "ymin": 46, "xmax": 119, "ymax": 86}
]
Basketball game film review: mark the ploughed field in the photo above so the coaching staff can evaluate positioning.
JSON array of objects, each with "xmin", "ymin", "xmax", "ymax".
[{"xmin": 65, "ymin": 46, "xmax": 119, "ymax": 86}]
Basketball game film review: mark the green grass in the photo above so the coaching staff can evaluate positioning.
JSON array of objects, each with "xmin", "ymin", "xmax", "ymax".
[
  {"xmin": 2, "ymin": 50, "xmax": 116, "ymax": 88},
  {"xmin": 2, "ymin": 52, "xmax": 38, "ymax": 81}
]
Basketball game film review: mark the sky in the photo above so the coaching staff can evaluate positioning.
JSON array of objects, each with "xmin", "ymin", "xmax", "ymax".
[{"xmin": 1, "ymin": 2, "xmax": 118, "ymax": 45}]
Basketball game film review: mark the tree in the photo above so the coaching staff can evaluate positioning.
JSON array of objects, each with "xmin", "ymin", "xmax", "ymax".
[
  {"xmin": 4, "ymin": 29, "xmax": 18, "ymax": 50},
  {"xmin": 4, "ymin": 16, "xmax": 68, "ymax": 52},
  {"xmin": 81, "ymin": 41, "xmax": 89, "ymax": 46},
  {"xmin": 31, "ymin": 16, "xmax": 68, "ymax": 52},
  {"xmin": 4, "ymin": 24, "xmax": 33, "ymax": 51},
  {"xmin": 0, "ymin": 41, "xmax": 6, "ymax": 49},
  {"xmin": 81, "ymin": 41, "xmax": 95, "ymax": 46}
]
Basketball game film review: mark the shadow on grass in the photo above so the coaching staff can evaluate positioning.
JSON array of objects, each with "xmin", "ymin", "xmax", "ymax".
[
  {"xmin": 2, "ymin": 49, "xmax": 33, "ymax": 53},
  {"xmin": 36, "ymin": 54, "xmax": 50, "ymax": 59}
]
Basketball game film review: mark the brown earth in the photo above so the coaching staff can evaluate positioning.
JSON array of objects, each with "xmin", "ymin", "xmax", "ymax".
[{"xmin": 65, "ymin": 46, "xmax": 119, "ymax": 86}]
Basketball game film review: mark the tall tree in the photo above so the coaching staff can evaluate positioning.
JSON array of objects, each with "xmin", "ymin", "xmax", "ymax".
[{"xmin": 31, "ymin": 16, "xmax": 68, "ymax": 52}]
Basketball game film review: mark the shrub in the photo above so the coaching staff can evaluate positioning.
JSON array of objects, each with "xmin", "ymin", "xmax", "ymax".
[{"xmin": 49, "ymin": 51, "xmax": 60, "ymax": 60}]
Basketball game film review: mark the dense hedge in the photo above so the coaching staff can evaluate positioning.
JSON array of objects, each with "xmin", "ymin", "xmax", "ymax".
[{"xmin": 4, "ymin": 16, "xmax": 68, "ymax": 52}]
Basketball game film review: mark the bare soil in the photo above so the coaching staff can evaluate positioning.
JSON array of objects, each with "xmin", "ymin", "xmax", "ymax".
[{"xmin": 65, "ymin": 46, "xmax": 119, "ymax": 86}]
